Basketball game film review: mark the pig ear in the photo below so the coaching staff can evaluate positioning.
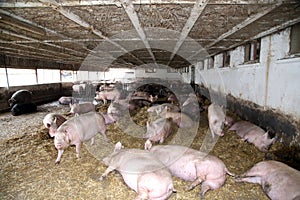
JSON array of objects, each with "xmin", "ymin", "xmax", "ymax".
[
  {"xmin": 115, "ymin": 142, "xmax": 123, "ymax": 151},
  {"xmin": 53, "ymin": 117, "xmax": 57, "ymax": 124},
  {"xmin": 144, "ymin": 139, "xmax": 152, "ymax": 151}
]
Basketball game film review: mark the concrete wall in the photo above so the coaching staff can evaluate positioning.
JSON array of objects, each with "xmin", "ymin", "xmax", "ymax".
[
  {"xmin": 194, "ymin": 27, "xmax": 300, "ymax": 144},
  {"xmin": 0, "ymin": 82, "xmax": 73, "ymax": 112},
  {"xmin": 196, "ymin": 27, "xmax": 300, "ymax": 120}
]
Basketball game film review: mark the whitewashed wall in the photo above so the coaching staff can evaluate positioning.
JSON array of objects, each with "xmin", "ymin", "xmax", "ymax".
[{"xmin": 196, "ymin": 27, "xmax": 300, "ymax": 119}]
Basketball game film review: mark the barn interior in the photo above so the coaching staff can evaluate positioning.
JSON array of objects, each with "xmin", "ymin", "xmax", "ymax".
[{"xmin": 1, "ymin": 0, "xmax": 300, "ymax": 199}]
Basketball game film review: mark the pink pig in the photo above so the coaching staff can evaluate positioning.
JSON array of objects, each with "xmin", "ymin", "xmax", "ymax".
[
  {"xmin": 236, "ymin": 160, "xmax": 300, "ymax": 200},
  {"xmin": 144, "ymin": 118, "xmax": 175, "ymax": 144},
  {"xmin": 54, "ymin": 112, "xmax": 108, "ymax": 164},
  {"xmin": 159, "ymin": 108, "xmax": 193, "ymax": 129},
  {"xmin": 229, "ymin": 121, "xmax": 275, "ymax": 152},
  {"xmin": 95, "ymin": 89, "xmax": 120, "ymax": 104},
  {"xmin": 100, "ymin": 142, "xmax": 176, "ymax": 200},
  {"xmin": 145, "ymin": 142, "xmax": 235, "ymax": 198},
  {"xmin": 69, "ymin": 102, "xmax": 95, "ymax": 115},
  {"xmin": 208, "ymin": 103, "xmax": 226, "ymax": 138}
]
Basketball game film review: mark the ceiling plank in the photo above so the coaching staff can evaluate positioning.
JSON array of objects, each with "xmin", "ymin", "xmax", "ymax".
[
  {"xmin": 0, "ymin": 0, "xmax": 283, "ymax": 8},
  {"xmin": 187, "ymin": 1, "xmax": 283, "ymax": 61},
  {"xmin": 168, "ymin": 0, "xmax": 209, "ymax": 65},
  {"xmin": 0, "ymin": 28, "xmax": 86, "ymax": 58},
  {"xmin": 38, "ymin": 0, "xmax": 146, "ymax": 66},
  {"xmin": 120, "ymin": 0, "xmax": 157, "ymax": 66}
]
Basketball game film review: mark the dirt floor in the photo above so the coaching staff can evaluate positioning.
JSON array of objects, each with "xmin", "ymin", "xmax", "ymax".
[{"xmin": 0, "ymin": 101, "xmax": 299, "ymax": 200}]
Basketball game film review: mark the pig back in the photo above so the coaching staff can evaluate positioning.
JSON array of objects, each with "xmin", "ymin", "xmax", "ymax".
[
  {"xmin": 262, "ymin": 167, "xmax": 300, "ymax": 200},
  {"xmin": 64, "ymin": 112, "xmax": 105, "ymax": 141},
  {"xmin": 9, "ymin": 90, "xmax": 32, "ymax": 107}
]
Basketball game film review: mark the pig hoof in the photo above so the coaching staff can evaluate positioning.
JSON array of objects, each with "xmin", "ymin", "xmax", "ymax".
[
  {"xmin": 99, "ymin": 176, "xmax": 105, "ymax": 181},
  {"xmin": 55, "ymin": 161, "xmax": 60, "ymax": 165}
]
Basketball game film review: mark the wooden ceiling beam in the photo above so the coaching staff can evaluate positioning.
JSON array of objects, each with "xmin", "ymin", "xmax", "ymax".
[
  {"xmin": 38, "ymin": 0, "xmax": 146, "ymax": 66},
  {"xmin": 187, "ymin": 1, "xmax": 283, "ymax": 61},
  {"xmin": 0, "ymin": 0, "xmax": 285, "ymax": 8},
  {"xmin": 168, "ymin": 0, "xmax": 209, "ymax": 65},
  {"xmin": 120, "ymin": 0, "xmax": 157, "ymax": 67}
]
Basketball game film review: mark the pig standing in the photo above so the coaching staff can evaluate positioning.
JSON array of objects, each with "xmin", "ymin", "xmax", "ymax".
[
  {"xmin": 145, "ymin": 142, "xmax": 235, "ymax": 198},
  {"xmin": 43, "ymin": 113, "xmax": 67, "ymax": 137},
  {"xmin": 58, "ymin": 96, "xmax": 78, "ymax": 105},
  {"xmin": 95, "ymin": 89, "xmax": 120, "ymax": 104},
  {"xmin": 207, "ymin": 103, "xmax": 226, "ymax": 138},
  {"xmin": 8, "ymin": 89, "xmax": 32, "ymax": 107},
  {"xmin": 54, "ymin": 112, "xmax": 108, "ymax": 164},
  {"xmin": 69, "ymin": 102, "xmax": 95, "ymax": 115},
  {"xmin": 159, "ymin": 108, "xmax": 193, "ymax": 129},
  {"xmin": 147, "ymin": 103, "xmax": 180, "ymax": 115},
  {"xmin": 229, "ymin": 121, "xmax": 275, "ymax": 152},
  {"xmin": 144, "ymin": 118, "xmax": 175, "ymax": 144},
  {"xmin": 235, "ymin": 160, "xmax": 300, "ymax": 200},
  {"xmin": 100, "ymin": 142, "xmax": 175, "ymax": 200}
]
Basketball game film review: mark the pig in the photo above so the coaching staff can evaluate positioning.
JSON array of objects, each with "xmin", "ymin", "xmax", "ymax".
[
  {"xmin": 207, "ymin": 103, "xmax": 226, "ymax": 138},
  {"xmin": 167, "ymin": 93, "xmax": 178, "ymax": 105},
  {"xmin": 107, "ymin": 100, "xmax": 131, "ymax": 115},
  {"xmin": 101, "ymin": 113, "xmax": 118, "ymax": 124},
  {"xmin": 145, "ymin": 143, "xmax": 235, "ymax": 198},
  {"xmin": 43, "ymin": 113, "xmax": 67, "ymax": 137},
  {"xmin": 235, "ymin": 160, "xmax": 300, "ymax": 200},
  {"xmin": 100, "ymin": 142, "xmax": 176, "ymax": 200},
  {"xmin": 54, "ymin": 112, "xmax": 108, "ymax": 164},
  {"xmin": 69, "ymin": 102, "xmax": 95, "ymax": 115},
  {"xmin": 72, "ymin": 84, "xmax": 83, "ymax": 94},
  {"xmin": 144, "ymin": 118, "xmax": 175, "ymax": 144},
  {"xmin": 8, "ymin": 89, "xmax": 32, "ymax": 107},
  {"xmin": 159, "ymin": 108, "xmax": 193, "ymax": 129},
  {"xmin": 11, "ymin": 103, "xmax": 37, "ymax": 116},
  {"xmin": 224, "ymin": 116, "xmax": 234, "ymax": 127},
  {"xmin": 95, "ymin": 89, "xmax": 121, "ymax": 104},
  {"xmin": 58, "ymin": 96, "xmax": 78, "ymax": 105},
  {"xmin": 229, "ymin": 121, "xmax": 275, "ymax": 152},
  {"xmin": 147, "ymin": 103, "xmax": 180, "ymax": 115}
]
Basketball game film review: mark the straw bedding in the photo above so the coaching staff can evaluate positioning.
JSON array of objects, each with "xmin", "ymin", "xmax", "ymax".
[{"xmin": 0, "ymin": 101, "xmax": 298, "ymax": 200}]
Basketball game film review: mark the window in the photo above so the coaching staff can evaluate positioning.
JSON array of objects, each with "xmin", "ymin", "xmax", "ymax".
[
  {"xmin": 222, "ymin": 51, "xmax": 230, "ymax": 67},
  {"xmin": 207, "ymin": 57, "xmax": 214, "ymax": 69},
  {"xmin": 4, "ymin": 68, "xmax": 36, "ymax": 86},
  {"xmin": 290, "ymin": 22, "xmax": 300, "ymax": 55},
  {"xmin": 61, "ymin": 70, "xmax": 74, "ymax": 82},
  {"xmin": 37, "ymin": 69, "xmax": 60, "ymax": 84},
  {"xmin": 145, "ymin": 68, "xmax": 156, "ymax": 73},
  {"xmin": 244, "ymin": 39, "xmax": 260, "ymax": 63},
  {"xmin": 167, "ymin": 68, "xmax": 177, "ymax": 73}
]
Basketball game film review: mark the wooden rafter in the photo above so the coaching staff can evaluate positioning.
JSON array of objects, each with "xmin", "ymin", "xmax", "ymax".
[
  {"xmin": 120, "ymin": 0, "xmax": 157, "ymax": 67},
  {"xmin": 168, "ymin": 0, "xmax": 209, "ymax": 65}
]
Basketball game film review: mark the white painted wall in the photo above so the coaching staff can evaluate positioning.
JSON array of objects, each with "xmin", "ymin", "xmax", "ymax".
[{"xmin": 196, "ymin": 27, "xmax": 300, "ymax": 119}]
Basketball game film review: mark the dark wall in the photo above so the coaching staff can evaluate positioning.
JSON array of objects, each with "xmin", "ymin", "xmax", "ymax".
[{"xmin": 0, "ymin": 82, "xmax": 73, "ymax": 112}]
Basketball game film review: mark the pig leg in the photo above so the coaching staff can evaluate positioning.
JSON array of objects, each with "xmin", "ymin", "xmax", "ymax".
[
  {"xmin": 55, "ymin": 149, "xmax": 64, "ymax": 164},
  {"xmin": 75, "ymin": 142, "xmax": 82, "ymax": 159},
  {"xmin": 188, "ymin": 176, "xmax": 204, "ymax": 191},
  {"xmin": 135, "ymin": 188, "xmax": 149, "ymax": 200},
  {"xmin": 90, "ymin": 137, "xmax": 95, "ymax": 145},
  {"xmin": 235, "ymin": 176, "xmax": 262, "ymax": 184},
  {"xmin": 99, "ymin": 166, "xmax": 116, "ymax": 181}
]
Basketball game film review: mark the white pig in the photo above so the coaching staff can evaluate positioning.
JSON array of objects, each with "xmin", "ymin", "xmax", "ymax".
[
  {"xmin": 208, "ymin": 103, "xmax": 226, "ymax": 138},
  {"xmin": 144, "ymin": 118, "xmax": 175, "ymax": 144},
  {"xmin": 54, "ymin": 112, "xmax": 108, "ymax": 164},
  {"xmin": 100, "ymin": 142, "xmax": 176, "ymax": 200},
  {"xmin": 145, "ymin": 142, "xmax": 235, "ymax": 198},
  {"xmin": 69, "ymin": 102, "xmax": 95, "ymax": 115},
  {"xmin": 235, "ymin": 160, "xmax": 300, "ymax": 200}
]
